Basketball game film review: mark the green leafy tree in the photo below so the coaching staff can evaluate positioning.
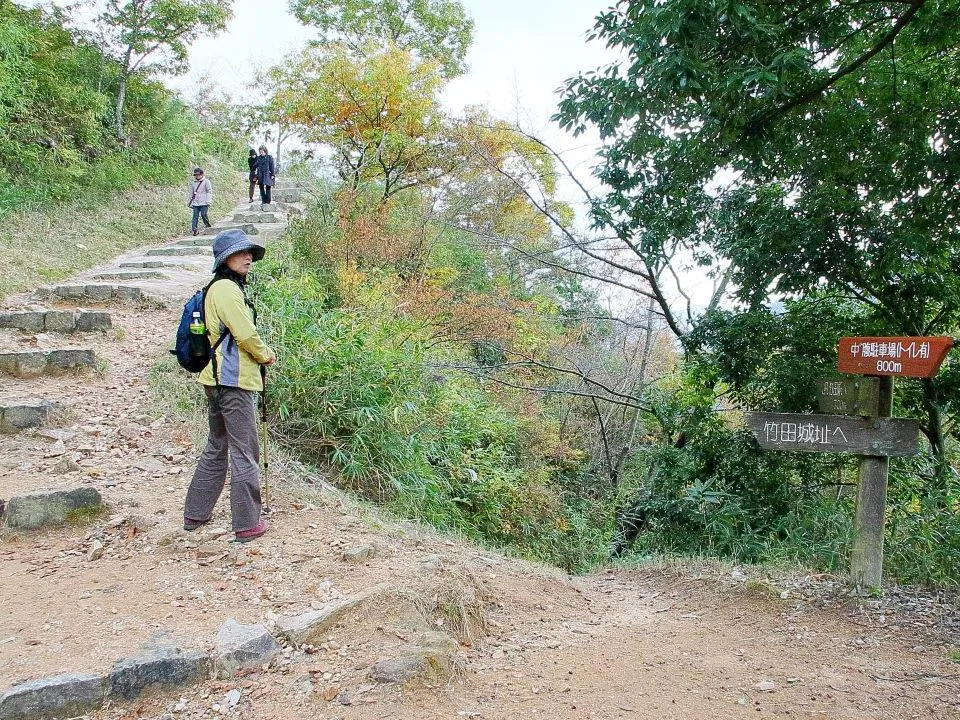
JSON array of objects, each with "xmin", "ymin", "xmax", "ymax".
[
  {"xmin": 289, "ymin": 0, "xmax": 474, "ymax": 78},
  {"xmin": 99, "ymin": 0, "xmax": 233, "ymax": 140},
  {"xmin": 555, "ymin": 0, "xmax": 960, "ymax": 455}
]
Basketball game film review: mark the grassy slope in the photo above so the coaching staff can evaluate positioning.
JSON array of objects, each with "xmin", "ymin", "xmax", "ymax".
[{"xmin": 0, "ymin": 159, "xmax": 244, "ymax": 299}]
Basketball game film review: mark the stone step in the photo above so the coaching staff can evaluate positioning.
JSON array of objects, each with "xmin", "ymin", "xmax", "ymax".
[
  {"xmin": 0, "ymin": 399, "xmax": 60, "ymax": 433},
  {"xmin": 273, "ymin": 189, "xmax": 302, "ymax": 203},
  {"xmin": 248, "ymin": 201, "xmax": 294, "ymax": 211},
  {"xmin": 201, "ymin": 223, "xmax": 258, "ymax": 236},
  {"xmin": 37, "ymin": 284, "xmax": 143, "ymax": 303},
  {"xmin": 119, "ymin": 260, "xmax": 176, "ymax": 269},
  {"xmin": 273, "ymin": 179, "xmax": 308, "ymax": 191},
  {"xmin": 92, "ymin": 270, "xmax": 165, "ymax": 281},
  {"xmin": 0, "ymin": 310, "xmax": 111, "ymax": 333},
  {"xmin": 146, "ymin": 246, "xmax": 212, "ymax": 257},
  {"xmin": 233, "ymin": 212, "xmax": 283, "ymax": 224},
  {"xmin": 175, "ymin": 237, "xmax": 215, "ymax": 247},
  {"xmin": 0, "ymin": 349, "xmax": 97, "ymax": 378}
]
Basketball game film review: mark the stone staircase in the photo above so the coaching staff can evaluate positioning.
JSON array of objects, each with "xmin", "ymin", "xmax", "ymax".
[
  {"xmin": 0, "ymin": 190, "xmax": 303, "ymax": 441},
  {"xmin": 0, "ymin": 310, "xmax": 111, "ymax": 333}
]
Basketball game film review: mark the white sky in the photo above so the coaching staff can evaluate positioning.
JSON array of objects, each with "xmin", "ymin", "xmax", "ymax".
[{"xmin": 165, "ymin": 0, "xmax": 615, "ymax": 180}]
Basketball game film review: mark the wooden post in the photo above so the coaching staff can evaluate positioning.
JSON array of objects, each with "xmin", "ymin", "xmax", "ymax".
[{"xmin": 849, "ymin": 375, "xmax": 893, "ymax": 590}]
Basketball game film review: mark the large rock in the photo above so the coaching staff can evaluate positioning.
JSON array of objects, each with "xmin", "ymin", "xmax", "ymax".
[
  {"xmin": 249, "ymin": 202, "xmax": 299, "ymax": 214},
  {"xmin": 0, "ymin": 400, "xmax": 58, "ymax": 433},
  {"xmin": 0, "ymin": 351, "xmax": 46, "ymax": 377},
  {"xmin": 48, "ymin": 349, "xmax": 97, "ymax": 372},
  {"xmin": 42, "ymin": 311, "xmax": 77, "ymax": 333},
  {"xmin": 276, "ymin": 596, "xmax": 367, "ymax": 646},
  {"xmin": 272, "ymin": 179, "xmax": 307, "ymax": 191},
  {"xmin": 273, "ymin": 189, "xmax": 302, "ymax": 203},
  {"xmin": 0, "ymin": 311, "xmax": 110, "ymax": 333},
  {"xmin": 38, "ymin": 284, "xmax": 144, "ymax": 303},
  {"xmin": 212, "ymin": 619, "xmax": 279, "ymax": 679},
  {"xmin": 175, "ymin": 237, "xmax": 215, "ymax": 247},
  {"xmin": 233, "ymin": 212, "xmax": 279, "ymax": 224},
  {"xmin": 0, "ymin": 672, "xmax": 107, "ymax": 720},
  {"xmin": 368, "ymin": 631, "xmax": 459, "ymax": 685},
  {"xmin": 119, "ymin": 260, "xmax": 168, "ymax": 269},
  {"xmin": 3, "ymin": 487, "xmax": 103, "ymax": 529},
  {"xmin": 342, "ymin": 544, "xmax": 377, "ymax": 563},
  {"xmin": 108, "ymin": 645, "xmax": 210, "ymax": 700}
]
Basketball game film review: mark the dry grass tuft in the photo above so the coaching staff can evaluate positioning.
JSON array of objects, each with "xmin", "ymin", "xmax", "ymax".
[{"xmin": 417, "ymin": 561, "xmax": 490, "ymax": 645}]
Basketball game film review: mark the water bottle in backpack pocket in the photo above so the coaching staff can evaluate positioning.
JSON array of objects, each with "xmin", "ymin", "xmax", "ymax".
[
  {"xmin": 172, "ymin": 290, "xmax": 212, "ymax": 372},
  {"xmin": 171, "ymin": 280, "xmax": 229, "ymax": 373}
]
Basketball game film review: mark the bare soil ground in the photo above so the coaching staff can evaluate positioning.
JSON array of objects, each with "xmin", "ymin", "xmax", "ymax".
[{"xmin": 1, "ymin": 205, "xmax": 959, "ymax": 720}]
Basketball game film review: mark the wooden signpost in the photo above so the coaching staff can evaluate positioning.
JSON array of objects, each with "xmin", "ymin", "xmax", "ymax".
[
  {"xmin": 745, "ymin": 412, "xmax": 918, "ymax": 457},
  {"xmin": 746, "ymin": 336, "xmax": 952, "ymax": 590},
  {"xmin": 816, "ymin": 377, "xmax": 880, "ymax": 417}
]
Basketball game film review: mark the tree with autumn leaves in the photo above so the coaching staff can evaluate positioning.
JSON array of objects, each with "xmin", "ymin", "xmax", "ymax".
[{"xmin": 244, "ymin": 2, "xmax": 675, "ymax": 570}]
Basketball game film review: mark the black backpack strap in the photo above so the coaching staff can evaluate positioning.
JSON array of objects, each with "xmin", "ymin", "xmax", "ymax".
[{"xmin": 203, "ymin": 278, "xmax": 232, "ymax": 387}]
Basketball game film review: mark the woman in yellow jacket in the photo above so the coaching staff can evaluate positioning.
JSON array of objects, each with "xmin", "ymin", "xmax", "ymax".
[{"xmin": 184, "ymin": 229, "xmax": 275, "ymax": 542}]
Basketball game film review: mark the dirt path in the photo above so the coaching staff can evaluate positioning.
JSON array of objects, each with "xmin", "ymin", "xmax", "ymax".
[{"xmin": 1, "ymin": 199, "xmax": 959, "ymax": 720}]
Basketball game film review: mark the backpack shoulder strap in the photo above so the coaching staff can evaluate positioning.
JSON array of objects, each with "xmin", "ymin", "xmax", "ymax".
[{"xmin": 203, "ymin": 278, "xmax": 232, "ymax": 386}]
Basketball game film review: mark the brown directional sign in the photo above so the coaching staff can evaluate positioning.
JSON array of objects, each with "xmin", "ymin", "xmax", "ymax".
[
  {"xmin": 816, "ymin": 377, "xmax": 880, "ymax": 416},
  {"xmin": 838, "ymin": 336, "xmax": 953, "ymax": 378},
  {"xmin": 745, "ymin": 412, "xmax": 919, "ymax": 457}
]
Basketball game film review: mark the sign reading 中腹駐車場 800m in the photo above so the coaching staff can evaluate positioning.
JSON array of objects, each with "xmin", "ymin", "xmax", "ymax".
[
  {"xmin": 745, "ymin": 412, "xmax": 919, "ymax": 457},
  {"xmin": 838, "ymin": 337, "xmax": 953, "ymax": 378}
]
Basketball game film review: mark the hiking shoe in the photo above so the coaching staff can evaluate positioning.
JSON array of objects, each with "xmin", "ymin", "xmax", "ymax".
[
  {"xmin": 192, "ymin": 229, "xmax": 199, "ymax": 236},
  {"xmin": 235, "ymin": 519, "xmax": 267, "ymax": 543},
  {"xmin": 183, "ymin": 517, "xmax": 211, "ymax": 531}
]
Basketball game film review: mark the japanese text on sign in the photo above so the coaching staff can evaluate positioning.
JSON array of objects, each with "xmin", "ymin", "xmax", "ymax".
[
  {"xmin": 820, "ymin": 381, "xmax": 845, "ymax": 397},
  {"xmin": 838, "ymin": 336, "xmax": 952, "ymax": 378},
  {"xmin": 848, "ymin": 340, "xmax": 930, "ymax": 360},
  {"xmin": 763, "ymin": 420, "xmax": 848, "ymax": 445}
]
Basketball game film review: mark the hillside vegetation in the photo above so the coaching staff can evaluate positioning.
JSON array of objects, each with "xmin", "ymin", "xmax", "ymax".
[
  {"xmin": 245, "ymin": 0, "xmax": 960, "ymax": 588},
  {"xmin": 0, "ymin": 2, "xmax": 243, "ymax": 295}
]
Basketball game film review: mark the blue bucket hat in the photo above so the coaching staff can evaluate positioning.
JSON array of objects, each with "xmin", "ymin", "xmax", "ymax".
[{"xmin": 211, "ymin": 229, "xmax": 265, "ymax": 271}]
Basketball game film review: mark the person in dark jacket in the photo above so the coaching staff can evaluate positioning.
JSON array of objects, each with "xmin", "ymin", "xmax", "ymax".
[
  {"xmin": 255, "ymin": 145, "xmax": 275, "ymax": 204},
  {"xmin": 247, "ymin": 148, "xmax": 257, "ymax": 203}
]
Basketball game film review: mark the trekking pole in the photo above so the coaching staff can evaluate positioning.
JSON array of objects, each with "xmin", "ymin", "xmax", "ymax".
[{"xmin": 259, "ymin": 364, "xmax": 271, "ymax": 514}]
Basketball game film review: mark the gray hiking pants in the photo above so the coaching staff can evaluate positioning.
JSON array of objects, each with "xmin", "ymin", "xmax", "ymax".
[{"xmin": 184, "ymin": 386, "xmax": 261, "ymax": 532}]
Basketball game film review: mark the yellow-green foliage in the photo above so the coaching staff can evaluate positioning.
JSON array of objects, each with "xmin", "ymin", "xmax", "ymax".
[{"xmin": 252, "ymin": 192, "xmax": 610, "ymax": 572}]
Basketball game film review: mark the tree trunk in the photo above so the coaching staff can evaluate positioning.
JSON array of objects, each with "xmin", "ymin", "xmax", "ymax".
[
  {"xmin": 115, "ymin": 47, "xmax": 133, "ymax": 142},
  {"xmin": 921, "ymin": 377, "xmax": 947, "ymax": 460},
  {"xmin": 610, "ymin": 296, "xmax": 658, "ymax": 482},
  {"xmin": 276, "ymin": 125, "xmax": 287, "ymax": 173},
  {"xmin": 115, "ymin": 75, "xmax": 128, "ymax": 141}
]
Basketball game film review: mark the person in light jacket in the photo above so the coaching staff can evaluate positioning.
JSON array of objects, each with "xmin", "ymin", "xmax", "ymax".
[
  {"xmin": 183, "ymin": 229, "xmax": 276, "ymax": 543},
  {"xmin": 187, "ymin": 167, "xmax": 213, "ymax": 236},
  {"xmin": 255, "ymin": 146, "xmax": 275, "ymax": 204}
]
